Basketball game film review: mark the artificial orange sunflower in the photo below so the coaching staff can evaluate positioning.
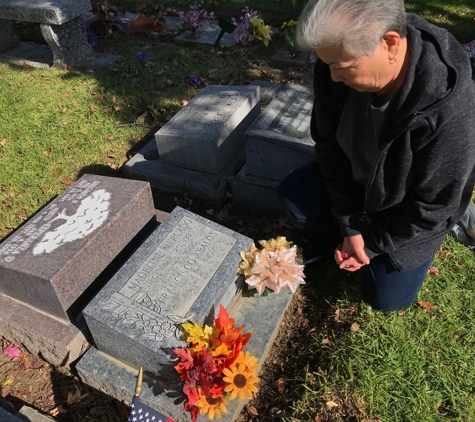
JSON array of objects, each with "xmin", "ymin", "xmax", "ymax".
[
  {"xmin": 235, "ymin": 351, "xmax": 260, "ymax": 374},
  {"xmin": 195, "ymin": 393, "xmax": 228, "ymax": 420},
  {"xmin": 222, "ymin": 363, "xmax": 259, "ymax": 402}
]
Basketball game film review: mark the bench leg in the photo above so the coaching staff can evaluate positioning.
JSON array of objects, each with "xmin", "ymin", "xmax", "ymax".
[
  {"xmin": 40, "ymin": 16, "xmax": 93, "ymax": 68},
  {"xmin": 0, "ymin": 19, "xmax": 20, "ymax": 53}
]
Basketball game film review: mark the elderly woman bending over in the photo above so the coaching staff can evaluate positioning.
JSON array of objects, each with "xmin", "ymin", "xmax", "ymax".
[{"xmin": 278, "ymin": 0, "xmax": 475, "ymax": 311}]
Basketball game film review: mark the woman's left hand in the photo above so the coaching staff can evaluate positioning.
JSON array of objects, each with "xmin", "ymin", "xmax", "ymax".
[{"xmin": 335, "ymin": 234, "xmax": 370, "ymax": 272}]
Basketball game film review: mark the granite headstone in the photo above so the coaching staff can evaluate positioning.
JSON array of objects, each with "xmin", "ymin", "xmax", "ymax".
[
  {"xmin": 82, "ymin": 207, "xmax": 253, "ymax": 381},
  {"xmin": 0, "ymin": 174, "xmax": 156, "ymax": 320},
  {"xmin": 156, "ymin": 85, "xmax": 260, "ymax": 174},
  {"xmin": 245, "ymin": 82, "xmax": 315, "ymax": 181}
]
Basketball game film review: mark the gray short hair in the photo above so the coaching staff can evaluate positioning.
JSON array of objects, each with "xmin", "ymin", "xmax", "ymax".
[{"xmin": 296, "ymin": 0, "xmax": 407, "ymax": 58}]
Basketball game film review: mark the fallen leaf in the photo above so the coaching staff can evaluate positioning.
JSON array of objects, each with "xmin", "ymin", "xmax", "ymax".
[
  {"xmin": 181, "ymin": 100, "xmax": 189, "ymax": 106},
  {"xmin": 61, "ymin": 178, "xmax": 74, "ymax": 185},
  {"xmin": 107, "ymin": 135, "xmax": 115, "ymax": 140},
  {"xmin": 417, "ymin": 301, "xmax": 437, "ymax": 309},
  {"xmin": 55, "ymin": 168, "xmax": 63, "ymax": 177},
  {"xmin": 32, "ymin": 360, "xmax": 44, "ymax": 369},
  {"xmin": 2, "ymin": 378, "xmax": 14, "ymax": 386},
  {"xmin": 351, "ymin": 322, "xmax": 360, "ymax": 331},
  {"xmin": 361, "ymin": 419, "xmax": 382, "ymax": 422},
  {"xmin": 247, "ymin": 406, "xmax": 258, "ymax": 416},
  {"xmin": 307, "ymin": 373, "xmax": 316, "ymax": 382},
  {"xmin": 3, "ymin": 344, "xmax": 21, "ymax": 360},
  {"xmin": 295, "ymin": 307, "xmax": 303, "ymax": 316},
  {"xmin": 315, "ymin": 416, "xmax": 322, "ymax": 422},
  {"xmin": 15, "ymin": 211, "xmax": 28, "ymax": 221},
  {"xmin": 275, "ymin": 377, "xmax": 285, "ymax": 394},
  {"xmin": 50, "ymin": 405, "xmax": 67, "ymax": 416},
  {"xmin": 0, "ymin": 139, "xmax": 5, "ymax": 146},
  {"xmin": 326, "ymin": 400, "xmax": 338, "ymax": 408},
  {"xmin": 43, "ymin": 147, "xmax": 53, "ymax": 156},
  {"xmin": 20, "ymin": 354, "xmax": 30, "ymax": 370},
  {"xmin": 206, "ymin": 209, "xmax": 214, "ymax": 215},
  {"xmin": 89, "ymin": 105, "xmax": 96, "ymax": 113},
  {"xmin": 428, "ymin": 267, "xmax": 440, "ymax": 276},
  {"xmin": 397, "ymin": 311, "xmax": 406, "ymax": 316},
  {"xmin": 89, "ymin": 406, "xmax": 107, "ymax": 416},
  {"xmin": 114, "ymin": 106, "xmax": 121, "ymax": 111},
  {"xmin": 66, "ymin": 386, "xmax": 88, "ymax": 405},
  {"xmin": 62, "ymin": 93, "xmax": 69, "ymax": 98},
  {"xmin": 107, "ymin": 162, "xmax": 118, "ymax": 170},
  {"xmin": 321, "ymin": 338, "xmax": 331, "ymax": 344}
]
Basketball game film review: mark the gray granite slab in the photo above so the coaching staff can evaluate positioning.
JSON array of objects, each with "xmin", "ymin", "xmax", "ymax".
[
  {"xmin": 0, "ymin": 0, "xmax": 91, "ymax": 25},
  {"xmin": 17, "ymin": 406, "xmax": 55, "ymax": 421},
  {"xmin": 173, "ymin": 19, "xmax": 238, "ymax": 47},
  {"xmin": 248, "ymin": 80, "xmax": 283, "ymax": 104},
  {"xmin": 77, "ymin": 287, "xmax": 294, "ymax": 422},
  {"xmin": 0, "ymin": 41, "xmax": 53, "ymax": 67},
  {"xmin": 124, "ymin": 139, "xmax": 245, "ymax": 207},
  {"xmin": 231, "ymin": 164, "xmax": 286, "ymax": 216},
  {"xmin": 0, "ymin": 174, "xmax": 155, "ymax": 320},
  {"xmin": 82, "ymin": 207, "xmax": 253, "ymax": 382},
  {"xmin": 0, "ymin": 406, "xmax": 22, "ymax": 421},
  {"xmin": 40, "ymin": 16, "xmax": 93, "ymax": 68},
  {"xmin": 270, "ymin": 41, "xmax": 308, "ymax": 66},
  {"xmin": 156, "ymin": 85, "xmax": 260, "ymax": 175},
  {"xmin": 245, "ymin": 82, "xmax": 315, "ymax": 180}
]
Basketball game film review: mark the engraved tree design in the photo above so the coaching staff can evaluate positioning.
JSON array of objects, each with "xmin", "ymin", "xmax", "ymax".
[{"xmin": 33, "ymin": 189, "xmax": 110, "ymax": 255}]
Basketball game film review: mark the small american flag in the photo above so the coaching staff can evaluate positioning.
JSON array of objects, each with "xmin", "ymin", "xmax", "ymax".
[
  {"xmin": 128, "ymin": 396, "xmax": 175, "ymax": 422},
  {"xmin": 129, "ymin": 367, "xmax": 175, "ymax": 422}
]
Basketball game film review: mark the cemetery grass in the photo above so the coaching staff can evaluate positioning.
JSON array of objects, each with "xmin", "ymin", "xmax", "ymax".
[{"xmin": 1, "ymin": 7, "xmax": 475, "ymax": 422}]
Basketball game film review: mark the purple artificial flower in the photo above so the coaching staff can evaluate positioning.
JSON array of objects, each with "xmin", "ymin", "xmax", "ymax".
[
  {"xmin": 137, "ymin": 50, "xmax": 151, "ymax": 62},
  {"xmin": 187, "ymin": 74, "xmax": 201, "ymax": 87},
  {"xmin": 86, "ymin": 30, "xmax": 103, "ymax": 51}
]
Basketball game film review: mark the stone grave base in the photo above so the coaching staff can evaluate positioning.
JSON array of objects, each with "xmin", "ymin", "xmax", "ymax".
[
  {"xmin": 0, "ymin": 293, "xmax": 88, "ymax": 367},
  {"xmin": 0, "ymin": 41, "xmax": 120, "ymax": 69},
  {"xmin": 77, "ymin": 287, "xmax": 293, "ymax": 422},
  {"xmin": 124, "ymin": 140, "xmax": 245, "ymax": 207},
  {"xmin": 271, "ymin": 41, "xmax": 308, "ymax": 66},
  {"xmin": 231, "ymin": 165, "xmax": 286, "ymax": 216}
]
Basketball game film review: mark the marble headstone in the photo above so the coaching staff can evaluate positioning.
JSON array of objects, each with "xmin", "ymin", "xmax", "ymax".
[
  {"xmin": 0, "ymin": 174, "xmax": 155, "ymax": 321},
  {"xmin": 82, "ymin": 207, "xmax": 253, "ymax": 382},
  {"xmin": 156, "ymin": 85, "xmax": 260, "ymax": 174},
  {"xmin": 245, "ymin": 82, "xmax": 315, "ymax": 180}
]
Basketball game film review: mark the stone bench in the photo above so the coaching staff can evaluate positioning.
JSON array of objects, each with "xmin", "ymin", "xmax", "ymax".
[{"xmin": 0, "ymin": 0, "xmax": 93, "ymax": 68}]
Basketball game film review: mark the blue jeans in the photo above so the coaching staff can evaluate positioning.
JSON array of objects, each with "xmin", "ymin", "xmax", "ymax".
[{"xmin": 277, "ymin": 162, "xmax": 433, "ymax": 312}]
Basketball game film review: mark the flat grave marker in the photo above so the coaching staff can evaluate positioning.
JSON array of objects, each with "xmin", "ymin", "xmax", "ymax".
[{"xmin": 83, "ymin": 207, "xmax": 253, "ymax": 381}]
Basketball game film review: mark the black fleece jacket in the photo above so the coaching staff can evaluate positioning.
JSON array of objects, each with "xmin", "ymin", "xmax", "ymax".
[{"xmin": 311, "ymin": 14, "xmax": 475, "ymax": 271}]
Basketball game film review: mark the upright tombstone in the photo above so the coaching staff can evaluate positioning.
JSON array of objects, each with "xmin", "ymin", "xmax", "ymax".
[
  {"xmin": 232, "ymin": 82, "xmax": 315, "ymax": 214},
  {"xmin": 82, "ymin": 207, "xmax": 253, "ymax": 381},
  {"xmin": 124, "ymin": 85, "xmax": 260, "ymax": 206},
  {"xmin": 0, "ymin": 174, "xmax": 156, "ymax": 365}
]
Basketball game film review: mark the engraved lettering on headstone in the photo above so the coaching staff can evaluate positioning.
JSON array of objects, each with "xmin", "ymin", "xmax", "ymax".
[
  {"xmin": 102, "ymin": 216, "xmax": 237, "ymax": 341},
  {"xmin": 270, "ymin": 93, "xmax": 313, "ymax": 137}
]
